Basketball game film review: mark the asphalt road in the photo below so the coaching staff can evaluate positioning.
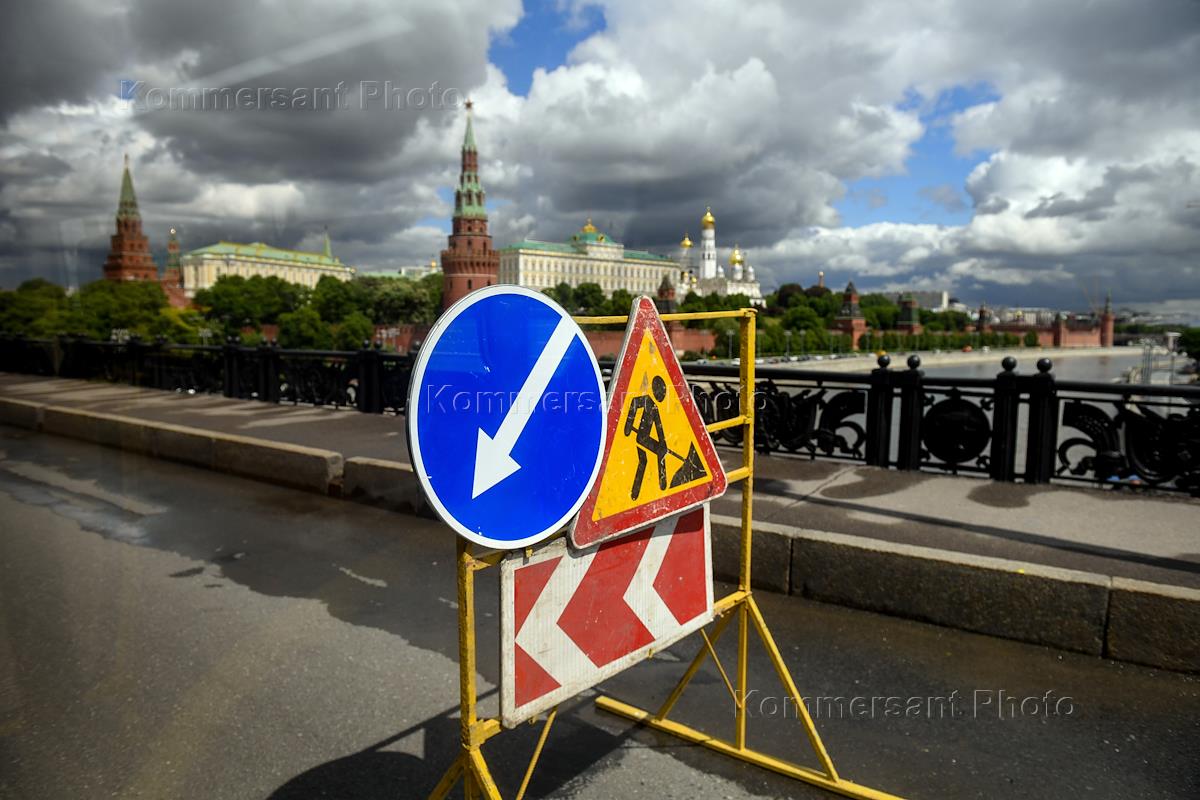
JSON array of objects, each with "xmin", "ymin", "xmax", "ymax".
[{"xmin": 1, "ymin": 426, "xmax": 1198, "ymax": 799}]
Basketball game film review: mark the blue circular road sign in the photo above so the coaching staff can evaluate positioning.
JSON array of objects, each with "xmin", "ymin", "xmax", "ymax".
[{"xmin": 407, "ymin": 286, "xmax": 607, "ymax": 549}]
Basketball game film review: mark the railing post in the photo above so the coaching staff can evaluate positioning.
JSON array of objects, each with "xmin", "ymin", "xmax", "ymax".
[
  {"xmin": 895, "ymin": 354, "xmax": 924, "ymax": 470},
  {"xmin": 356, "ymin": 340, "xmax": 383, "ymax": 413},
  {"xmin": 989, "ymin": 357, "xmax": 1020, "ymax": 482},
  {"xmin": 1024, "ymin": 357, "xmax": 1058, "ymax": 484},
  {"xmin": 150, "ymin": 336, "xmax": 167, "ymax": 389},
  {"xmin": 865, "ymin": 354, "xmax": 893, "ymax": 467},
  {"xmin": 223, "ymin": 336, "xmax": 238, "ymax": 398},
  {"xmin": 262, "ymin": 340, "xmax": 280, "ymax": 403},
  {"xmin": 127, "ymin": 335, "xmax": 144, "ymax": 387},
  {"xmin": 371, "ymin": 340, "xmax": 385, "ymax": 413}
]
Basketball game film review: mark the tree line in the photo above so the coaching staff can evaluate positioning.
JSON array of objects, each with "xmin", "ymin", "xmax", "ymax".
[
  {"xmin": 6, "ymin": 273, "xmax": 1194, "ymax": 359},
  {"xmin": 547, "ymin": 280, "xmax": 1024, "ymax": 355},
  {"xmin": 0, "ymin": 273, "xmax": 442, "ymax": 351}
]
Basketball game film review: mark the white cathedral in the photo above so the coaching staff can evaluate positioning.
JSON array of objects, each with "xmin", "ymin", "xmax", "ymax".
[{"xmin": 676, "ymin": 207, "xmax": 764, "ymax": 305}]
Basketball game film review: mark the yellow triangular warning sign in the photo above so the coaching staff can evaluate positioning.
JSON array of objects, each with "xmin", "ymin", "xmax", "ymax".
[{"xmin": 571, "ymin": 297, "xmax": 727, "ymax": 548}]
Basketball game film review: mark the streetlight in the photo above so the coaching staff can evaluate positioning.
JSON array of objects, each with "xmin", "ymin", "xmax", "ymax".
[
  {"xmin": 785, "ymin": 329, "xmax": 792, "ymax": 358},
  {"xmin": 799, "ymin": 328, "xmax": 807, "ymax": 358},
  {"xmin": 726, "ymin": 329, "xmax": 735, "ymax": 360}
]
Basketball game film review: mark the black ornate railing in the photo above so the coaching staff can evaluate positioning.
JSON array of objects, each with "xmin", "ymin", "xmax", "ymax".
[
  {"xmin": 0, "ymin": 334, "xmax": 415, "ymax": 414},
  {"xmin": 683, "ymin": 354, "xmax": 1200, "ymax": 495},
  {"xmin": 2, "ymin": 335, "xmax": 1197, "ymax": 494}
]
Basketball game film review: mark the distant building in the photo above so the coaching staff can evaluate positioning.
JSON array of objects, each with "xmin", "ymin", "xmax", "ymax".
[
  {"xmin": 499, "ymin": 219, "xmax": 677, "ymax": 296},
  {"xmin": 180, "ymin": 232, "xmax": 354, "ymax": 295},
  {"xmin": 100, "ymin": 155, "xmax": 187, "ymax": 307},
  {"xmin": 160, "ymin": 227, "xmax": 187, "ymax": 307},
  {"xmin": 374, "ymin": 259, "xmax": 440, "ymax": 280},
  {"xmin": 897, "ymin": 292, "xmax": 923, "ymax": 335},
  {"xmin": 891, "ymin": 290, "xmax": 949, "ymax": 312},
  {"xmin": 103, "ymin": 154, "xmax": 159, "ymax": 283},
  {"xmin": 441, "ymin": 101, "xmax": 499, "ymax": 309},
  {"xmin": 677, "ymin": 207, "xmax": 764, "ymax": 305},
  {"xmin": 834, "ymin": 281, "xmax": 867, "ymax": 349}
]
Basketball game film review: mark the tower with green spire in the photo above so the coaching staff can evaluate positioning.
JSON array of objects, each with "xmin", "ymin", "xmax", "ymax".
[
  {"xmin": 103, "ymin": 154, "xmax": 158, "ymax": 282},
  {"xmin": 440, "ymin": 101, "xmax": 499, "ymax": 309}
]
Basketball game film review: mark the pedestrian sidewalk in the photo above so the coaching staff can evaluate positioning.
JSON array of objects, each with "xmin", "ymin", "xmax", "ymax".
[{"xmin": 2, "ymin": 372, "xmax": 1197, "ymax": 589}]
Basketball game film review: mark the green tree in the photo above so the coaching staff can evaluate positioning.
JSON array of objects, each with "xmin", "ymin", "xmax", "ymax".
[
  {"xmin": 334, "ymin": 311, "xmax": 375, "ymax": 350},
  {"xmin": 573, "ymin": 283, "xmax": 606, "ymax": 314},
  {"xmin": 0, "ymin": 279, "xmax": 69, "ymax": 336},
  {"xmin": 544, "ymin": 282, "xmax": 575, "ymax": 310},
  {"xmin": 606, "ymin": 289, "xmax": 634, "ymax": 317},
  {"xmin": 416, "ymin": 273, "xmax": 443, "ymax": 321},
  {"xmin": 771, "ymin": 283, "xmax": 806, "ymax": 311},
  {"xmin": 278, "ymin": 306, "xmax": 333, "ymax": 349},
  {"xmin": 1024, "ymin": 330, "xmax": 1039, "ymax": 347},
  {"xmin": 312, "ymin": 276, "xmax": 365, "ymax": 323},
  {"xmin": 61, "ymin": 280, "xmax": 169, "ymax": 340},
  {"xmin": 1178, "ymin": 327, "xmax": 1200, "ymax": 360}
]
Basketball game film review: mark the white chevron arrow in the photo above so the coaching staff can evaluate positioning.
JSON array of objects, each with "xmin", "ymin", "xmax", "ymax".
[{"xmin": 472, "ymin": 317, "xmax": 578, "ymax": 498}]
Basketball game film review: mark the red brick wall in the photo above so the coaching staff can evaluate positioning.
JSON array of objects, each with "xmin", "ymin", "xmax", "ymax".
[
  {"xmin": 585, "ymin": 326, "xmax": 717, "ymax": 359},
  {"xmin": 374, "ymin": 323, "xmax": 431, "ymax": 353},
  {"xmin": 991, "ymin": 323, "xmax": 1103, "ymax": 348}
]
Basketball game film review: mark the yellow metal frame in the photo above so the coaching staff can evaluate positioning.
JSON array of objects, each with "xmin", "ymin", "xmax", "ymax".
[{"xmin": 429, "ymin": 308, "xmax": 903, "ymax": 800}]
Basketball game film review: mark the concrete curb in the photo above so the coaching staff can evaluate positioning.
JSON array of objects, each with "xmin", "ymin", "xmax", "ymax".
[
  {"xmin": 1106, "ymin": 578, "xmax": 1200, "ymax": 672},
  {"xmin": 713, "ymin": 514, "xmax": 1197, "ymax": 671},
  {"xmin": 9, "ymin": 401, "xmax": 342, "ymax": 495},
  {"xmin": 3, "ymin": 393, "xmax": 1197, "ymax": 672},
  {"xmin": 0, "ymin": 397, "xmax": 43, "ymax": 430},
  {"xmin": 343, "ymin": 456, "xmax": 431, "ymax": 516}
]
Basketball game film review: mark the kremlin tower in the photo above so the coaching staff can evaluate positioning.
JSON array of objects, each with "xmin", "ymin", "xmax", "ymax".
[
  {"xmin": 440, "ymin": 102, "xmax": 499, "ymax": 310},
  {"xmin": 103, "ymin": 155, "xmax": 158, "ymax": 282},
  {"xmin": 835, "ymin": 281, "xmax": 867, "ymax": 350}
]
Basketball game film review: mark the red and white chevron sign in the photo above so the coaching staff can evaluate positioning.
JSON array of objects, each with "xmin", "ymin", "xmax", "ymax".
[{"xmin": 500, "ymin": 507, "xmax": 713, "ymax": 727}]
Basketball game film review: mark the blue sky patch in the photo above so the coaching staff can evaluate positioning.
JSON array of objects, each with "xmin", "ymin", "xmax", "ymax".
[
  {"xmin": 837, "ymin": 83, "xmax": 999, "ymax": 228},
  {"xmin": 489, "ymin": 1, "xmax": 607, "ymax": 96}
]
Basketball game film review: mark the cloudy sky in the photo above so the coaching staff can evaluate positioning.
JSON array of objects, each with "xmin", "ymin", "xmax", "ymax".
[{"xmin": 2, "ymin": 0, "xmax": 1198, "ymax": 315}]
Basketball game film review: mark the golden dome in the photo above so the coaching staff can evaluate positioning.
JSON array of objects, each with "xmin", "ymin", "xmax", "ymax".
[
  {"xmin": 430, "ymin": 257, "xmax": 438, "ymax": 268},
  {"xmin": 701, "ymin": 206, "xmax": 715, "ymax": 229},
  {"xmin": 680, "ymin": 232, "xmax": 693, "ymax": 248},
  {"xmin": 728, "ymin": 243, "xmax": 744, "ymax": 265},
  {"xmin": 581, "ymin": 218, "xmax": 598, "ymax": 234}
]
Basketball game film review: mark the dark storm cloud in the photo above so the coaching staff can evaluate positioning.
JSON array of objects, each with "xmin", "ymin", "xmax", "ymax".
[
  {"xmin": 0, "ymin": 0, "xmax": 127, "ymax": 121},
  {"xmin": 128, "ymin": 3, "xmax": 495, "ymax": 185}
]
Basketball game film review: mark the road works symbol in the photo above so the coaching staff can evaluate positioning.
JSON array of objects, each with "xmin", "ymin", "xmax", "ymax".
[
  {"xmin": 570, "ymin": 296, "xmax": 727, "ymax": 548},
  {"xmin": 500, "ymin": 506, "xmax": 714, "ymax": 727},
  {"xmin": 407, "ymin": 285, "xmax": 606, "ymax": 550}
]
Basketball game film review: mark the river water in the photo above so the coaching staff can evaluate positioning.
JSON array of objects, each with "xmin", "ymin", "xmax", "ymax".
[{"xmin": 920, "ymin": 352, "xmax": 1147, "ymax": 383}]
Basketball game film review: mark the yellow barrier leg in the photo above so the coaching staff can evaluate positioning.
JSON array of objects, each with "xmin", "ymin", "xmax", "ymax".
[
  {"xmin": 747, "ymin": 594, "xmax": 839, "ymax": 780},
  {"xmin": 656, "ymin": 608, "xmax": 736, "ymax": 720},
  {"xmin": 428, "ymin": 753, "xmax": 466, "ymax": 800}
]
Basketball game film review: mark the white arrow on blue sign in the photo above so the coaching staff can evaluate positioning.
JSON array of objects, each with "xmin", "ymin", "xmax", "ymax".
[{"xmin": 407, "ymin": 286, "xmax": 607, "ymax": 549}]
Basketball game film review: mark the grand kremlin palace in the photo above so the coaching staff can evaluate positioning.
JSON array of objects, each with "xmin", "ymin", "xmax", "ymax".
[
  {"xmin": 179, "ymin": 234, "xmax": 355, "ymax": 297},
  {"xmin": 498, "ymin": 220, "xmax": 678, "ymax": 296}
]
